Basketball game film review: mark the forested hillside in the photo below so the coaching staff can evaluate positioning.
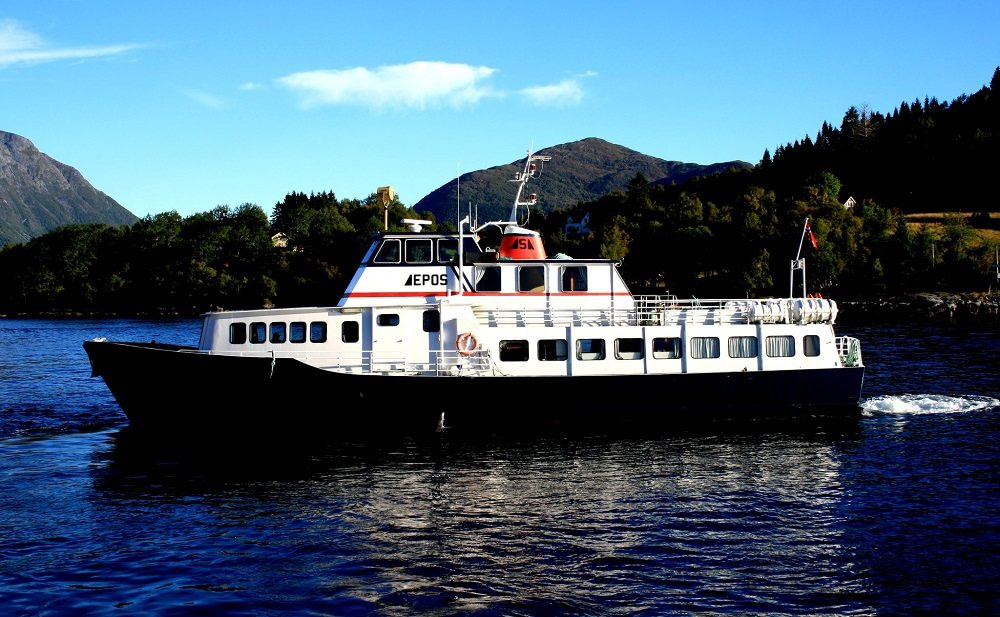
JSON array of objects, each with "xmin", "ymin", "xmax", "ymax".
[
  {"xmin": 413, "ymin": 137, "xmax": 750, "ymax": 224},
  {"xmin": 0, "ymin": 69, "xmax": 996, "ymax": 315}
]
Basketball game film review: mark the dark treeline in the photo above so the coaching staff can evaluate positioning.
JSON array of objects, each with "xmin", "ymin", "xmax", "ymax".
[
  {"xmin": 0, "ymin": 193, "xmax": 433, "ymax": 315},
  {"xmin": 1, "ymin": 69, "xmax": 997, "ymax": 315},
  {"xmin": 537, "ymin": 67, "xmax": 1000, "ymax": 298}
]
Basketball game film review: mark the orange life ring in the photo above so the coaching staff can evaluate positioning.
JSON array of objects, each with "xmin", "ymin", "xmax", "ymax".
[{"xmin": 456, "ymin": 332, "xmax": 480, "ymax": 356}]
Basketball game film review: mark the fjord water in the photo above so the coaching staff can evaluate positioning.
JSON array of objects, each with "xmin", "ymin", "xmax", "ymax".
[{"xmin": 0, "ymin": 318, "xmax": 997, "ymax": 616}]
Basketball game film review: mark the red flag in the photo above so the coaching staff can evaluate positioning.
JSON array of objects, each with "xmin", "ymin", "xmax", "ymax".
[{"xmin": 805, "ymin": 220, "xmax": 818, "ymax": 250}]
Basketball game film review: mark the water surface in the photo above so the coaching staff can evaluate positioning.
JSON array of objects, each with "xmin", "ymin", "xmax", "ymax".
[{"xmin": 0, "ymin": 318, "xmax": 996, "ymax": 615}]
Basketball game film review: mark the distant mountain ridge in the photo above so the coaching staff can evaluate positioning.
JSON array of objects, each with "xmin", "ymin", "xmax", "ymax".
[
  {"xmin": 413, "ymin": 137, "xmax": 751, "ymax": 224},
  {"xmin": 0, "ymin": 131, "xmax": 137, "ymax": 246}
]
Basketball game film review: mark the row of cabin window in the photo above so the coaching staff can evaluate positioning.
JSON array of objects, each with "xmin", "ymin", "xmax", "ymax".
[
  {"xmin": 228, "ymin": 310, "xmax": 443, "ymax": 345},
  {"xmin": 374, "ymin": 238, "xmax": 459, "ymax": 264},
  {"xmin": 499, "ymin": 335, "xmax": 822, "ymax": 362},
  {"xmin": 475, "ymin": 265, "xmax": 588, "ymax": 292},
  {"xmin": 371, "ymin": 236, "xmax": 591, "ymax": 294},
  {"xmin": 230, "ymin": 321, "xmax": 357, "ymax": 345}
]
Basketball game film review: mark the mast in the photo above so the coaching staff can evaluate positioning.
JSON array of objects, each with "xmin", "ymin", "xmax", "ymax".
[
  {"xmin": 471, "ymin": 146, "xmax": 552, "ymax": 260},
  {"xmin": 506, "ymin": 149, "xmax": 552, "ymax": 225}
]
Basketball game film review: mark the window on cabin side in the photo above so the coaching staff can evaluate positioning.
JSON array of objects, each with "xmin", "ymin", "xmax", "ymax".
[
  {"xmin": 289, "ymin": 322, "xmax": 306, "ymax": 343},
  {"xmin": 690, "ymin": 337, "xmax": 720, "ymax": 359},
  {"xmin": 766, "ymin": 336, "xmax": 795, "ymax": 357},
  {"xmin": 576, "ymin": 338, "xmax": 606, "ymax": 361},
  {"xmin": 311, "ymin": 322, "xmax": 328, "ymax": 343},
  {"xmin": 374, "ymin": 239, "xmax": 400, "ymax": 263},
  {"xmin": 518, "ymin": 266, "xmax": 545, "ymax": 293},
  {"xmin": 803, "ymin": 335, "xmax": 821, "ymax": 357},
  {"xmin": 249, "ymin": 322, "xmax": 266, "ymax": 344},
  {"xmin": 229, "ymin": 322, "xmax": 247, "ymax": 344},
  {"xmin": 652, "ymin": 337, "xmax": 682, "ymax": 359},
  {"xmin": 270, "ymin": 322, "xmax": 287, "ymax": 344},
  {"xmin": 423, "ymin": 309, "xmax": 440, "ymax": 332},
  {"xmin": 615, "ymin": 338, "xmax": 644, "ymax": 360},
  {"xmin": 377, "ymin": 314, "xmax": 400, "ymax": 327},
  {"xmin": 406, "ymin": 239, "xmax": 433, "ymax": 264},
  {"xmin": 437, "ymin": 238, "xmax": 459, "ymax": 263},
  {"xmin": 728, "ymin": 336, "xmax": 758, "ymax": 358},
  {"xmin": 538, "ymin": 339, "xmax": 568, "ymax": 361},
  {"xmin": 499, "ymin": 340, "xmax": 529, "ymax": 361},
  {"xmin": 561, "ymin": 266, "xmax": 588, "ymax": 292},
  {"xmin": 340, "ymin": 321, "xmax": 358, "ymax": 343},
  {"xmin": 475, "ymin": 265, "xmax": 501, "ymax": 291}
]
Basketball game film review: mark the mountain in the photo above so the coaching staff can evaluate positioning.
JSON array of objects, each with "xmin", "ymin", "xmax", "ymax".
[
  {"xmin": 0, "ymin": 131, "xmax": 137, "ymax": 246},
  {"xmin": 412, "ymin": 137, "xmax": 751, "ymax": 224}
]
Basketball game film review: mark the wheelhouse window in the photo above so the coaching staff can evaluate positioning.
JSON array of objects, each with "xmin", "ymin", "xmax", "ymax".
[
  {"xmin": 561, "ymin": 266, "xmax": 588, "ymax": 292},
  {"xmin": 690, "ymin": 337, "xmax": 720, "ymax": 359},
  {"xmin": 499, "ymin": 340, "xmax": 529, "ymax": 362},
  {"xmin": 803, "ymin": 335, "xmax": 821, "ymax": 357},
  {"xmin": 229, "ymin": 322, "xmax": 247, "ymax": 345},
  {"xmin": 377, "ymin": 314, "xmax": 399, "ymax": 327},
  {"xmin": 538, "ymin": 339, "xmax": 568, "ymax": 361},
  {"xmin": 475, "ymin": 265, "xmax": 501, "ymax": 292},
  {"xmin": 422, "ymin": 309, "xmax": 440, "ymax": 332},
  {"xmin": 652, "ymin": 337, "xmax": 682, "ymax": 359},
  {"xmin": 728, "ymin": 336, "xmax": 758, "ymax": 358},
  {"xmin": 405, "ymin": 239, "xmax": 433, "ymax": 264},
  {"xmin": 766, "ymin": 336, "xmax": 795, "ymax": 357},
  {"xmin": 340, "ymin": 321, "xmax": 358, "ymax": 343},
  {"xmin": 576, "ymin": 338, "xmax": 606, "ymax": 361},
  {"xmin": 615, "ymin": 338, "xmax": 644, "ymax": 360},
  {"xmin": 311, "ymin": 321, "xmax": 328, "ymax": 343},
  {"xmin": 373, "ymin": 239, "xmax": 400, "ymax": 263},
  {"xmin": 437, "ymin": 238, "xmax": 459, "ymax": 263},
  {"xmin": 289, "ymin": 321, "xmax": 306, "ymax": 344},
  {"xmin": 518, "ymin": 266, "xmax": 545, "ymax": 293},
  {"xmin": 249, "ymin": 322, "xmax": 266, "ymax": 344},
  {"xmin": 270, "ymin": 322, "xmax": 287, "ymax": 344}
]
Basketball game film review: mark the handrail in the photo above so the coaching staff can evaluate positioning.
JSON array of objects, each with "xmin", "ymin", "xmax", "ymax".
[
  {"xmin": 471, "ymin": 296, "xmax": 838, "ymax": 327},
  {"xmin": 835, "ymin": 336, "xmax": 863, "ymax": 367},
  {"xmin": 196, "ymin": 348, "xmax": 495, "ymax": 376}
]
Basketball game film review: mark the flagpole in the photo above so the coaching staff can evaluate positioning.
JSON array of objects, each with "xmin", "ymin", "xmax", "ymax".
[
  {"xmin": 790, "ymin": 217, "xmax": 809, "ymax": 301},
  {"xmin": 795, "ymin": 217, "xmax": 809, "ymax": 262}
]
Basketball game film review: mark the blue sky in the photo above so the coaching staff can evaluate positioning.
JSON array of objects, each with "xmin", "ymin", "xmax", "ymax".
[{"xmin": 2, "ymin": 1, "xmax": 998, "ymax": 220}]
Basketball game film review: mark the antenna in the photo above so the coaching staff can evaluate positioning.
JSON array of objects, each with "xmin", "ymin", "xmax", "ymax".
[{"xmin": 506, "ymin": 147, "xmax": 551, "ymax": 225}]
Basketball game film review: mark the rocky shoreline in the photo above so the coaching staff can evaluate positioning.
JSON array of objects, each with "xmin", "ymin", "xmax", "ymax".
[{"xmin": 838, "ymin": 292, "xmax": 1000, "ymax": 325}]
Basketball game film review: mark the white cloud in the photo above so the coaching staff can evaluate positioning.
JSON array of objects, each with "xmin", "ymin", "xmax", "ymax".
[
  {"xmin": 0, "ymin": 19, "xmax": 139, "ymax": 67},
  {"xmin": 519, "ymin": 71, "xmax": 596, "ymax": 106},
  {"xmin": 185, "ymin": 90, "xmax": 226, "ymax": 110},
  {"xmin": 277, "ymin": 61, "xmax": 497, "ymax": 109},
  {"xmin": 239, "ymin": 81, "xmax": 261, "ymax": 91}
]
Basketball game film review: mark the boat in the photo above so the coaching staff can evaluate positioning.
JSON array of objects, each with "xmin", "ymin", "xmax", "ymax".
[{"xmin": 84, "ymin": 149, "xmax": 865, "ymax": 432}]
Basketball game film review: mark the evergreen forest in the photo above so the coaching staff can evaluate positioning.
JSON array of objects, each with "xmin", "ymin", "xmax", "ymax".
[{"xmin": 1, "ymin": 69, "xmax": 998, "ymax": 316}]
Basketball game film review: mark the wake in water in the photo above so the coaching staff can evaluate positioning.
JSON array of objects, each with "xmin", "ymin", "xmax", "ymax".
[{"xmin": 861, "ymin": 394, "xmax": 999, "ymax": 416}]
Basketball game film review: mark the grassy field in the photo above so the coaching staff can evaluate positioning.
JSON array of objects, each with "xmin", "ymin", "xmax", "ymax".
[{"xmin": 905, "ymin": 212, "xmax": 1000, "ymax": 245}]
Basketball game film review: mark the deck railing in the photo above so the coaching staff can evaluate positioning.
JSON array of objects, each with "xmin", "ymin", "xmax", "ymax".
[
  {"xmin": 835, "ymin": 336, "xmax": 863, "ymax": 367},
  {"xmin": 471, "ymin": 296, "xmax": 838, "ymax": 327},
  {"xmin": 199, "ymin": 347, "xmax": 494, "ymax": 376}
]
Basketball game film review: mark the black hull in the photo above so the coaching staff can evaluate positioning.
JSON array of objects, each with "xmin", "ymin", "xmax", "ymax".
[{"xmin": 84, "ymin": 341, "xmax": 865, "ymax": 434}]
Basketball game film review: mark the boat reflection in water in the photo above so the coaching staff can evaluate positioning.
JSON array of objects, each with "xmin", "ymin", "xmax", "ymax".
[{"xmin": 91, "ymin": 418, "xmax": 876, "ymax": 614}]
